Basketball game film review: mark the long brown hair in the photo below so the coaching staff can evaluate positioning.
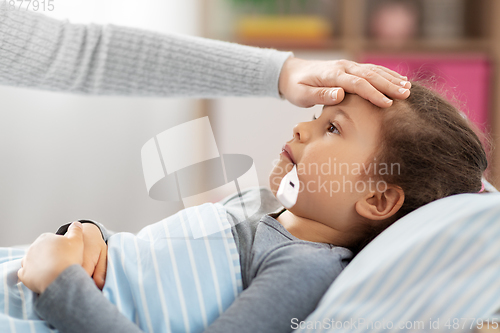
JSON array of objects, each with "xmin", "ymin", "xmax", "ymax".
[{"xmin": 353, "ymin": 82, "xmax": 489, "ymax": 253}]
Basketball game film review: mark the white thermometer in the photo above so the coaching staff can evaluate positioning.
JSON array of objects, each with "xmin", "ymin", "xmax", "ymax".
[{"xmin": 277, "ymin": 164, "xmax": 300, "ymax": 209}]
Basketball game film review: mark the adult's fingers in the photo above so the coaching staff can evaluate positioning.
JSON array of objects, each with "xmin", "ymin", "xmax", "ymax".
[
  {"xmin": 334, "ymin": 73, "xmax": 394, "ymax": 108},
  {"xmin": 346, "ymin": 65, "xmax": 410, "ymax": 100},
  {"xmin": 302, "ymin": 87, "xmax": 345, "ymax": 107},
  {"xmin": 369, "ymin": 64, "xmax": 407, "ymax": 80},
  {"xmin": 365, "ymin": 66, "xmax": 411, "ymax": 89}
]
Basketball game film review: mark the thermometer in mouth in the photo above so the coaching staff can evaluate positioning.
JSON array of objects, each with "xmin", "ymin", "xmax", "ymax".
[{"xmin": 277, "ymin": 164, "xmax": 300, "ymax": 209}]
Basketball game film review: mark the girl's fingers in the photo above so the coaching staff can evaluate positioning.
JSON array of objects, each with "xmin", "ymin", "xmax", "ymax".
[
  {"xmin": 93, "ymin": 249, "xmax": 107, "ymax": 290},
  {"xmin": 81, "ymin": 259, "xmax": 94, "ymax": 276}
]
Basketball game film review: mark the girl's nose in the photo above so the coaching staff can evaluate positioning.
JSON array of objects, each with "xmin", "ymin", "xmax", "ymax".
[{"xmin": 293, "ymin": 122, "xmax": 310, "ymax": 142}]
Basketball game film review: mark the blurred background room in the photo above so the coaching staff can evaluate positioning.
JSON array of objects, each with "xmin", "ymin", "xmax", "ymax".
[{"xmin": 1, "ymin": 0, "xmax": 499, "ymax": 246}]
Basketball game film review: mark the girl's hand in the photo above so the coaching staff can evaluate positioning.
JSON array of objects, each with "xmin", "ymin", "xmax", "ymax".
[
  {"xmin": 18, "ymin": 221, "xmax": 84, "ymax": 294},
  {"xmin": 81, "ymin": 223, "xmax": 108, "ymax": 290},
  {"xmin": 278, "ymin": 58, "xmax": 411, "ymax": 108}
]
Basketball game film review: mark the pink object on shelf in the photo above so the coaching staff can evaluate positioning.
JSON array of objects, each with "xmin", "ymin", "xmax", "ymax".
[
  {"xmin": 370, "ymin": 2, "xmax": 419, "ymax": 43},
  {"xmin": 361, "ymin": 54, "xmax": 491, "ymax": 133}
]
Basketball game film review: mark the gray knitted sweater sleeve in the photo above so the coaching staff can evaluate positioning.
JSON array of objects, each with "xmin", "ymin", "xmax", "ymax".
[{"xmin": 0, "ymin": 3, "xmax": 292, "ymax": 98}]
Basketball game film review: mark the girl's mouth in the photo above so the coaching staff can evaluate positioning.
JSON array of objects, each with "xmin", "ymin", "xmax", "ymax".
[{"xmin": 281, "ymin": 144, "xmax": 296, "ymax": 164}]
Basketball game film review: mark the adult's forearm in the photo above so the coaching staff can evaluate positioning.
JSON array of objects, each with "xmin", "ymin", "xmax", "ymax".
[
  {"xmin": 0, "ymin": 3, "xmax": 291, "ymax": 98},
  {"xmin": 35, "ymin": 265, "xmax": 143, "ymax": 333}
]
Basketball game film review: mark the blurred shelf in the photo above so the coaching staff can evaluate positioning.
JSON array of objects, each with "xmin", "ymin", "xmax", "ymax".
[
  {"xmin": 231, "ymin": 38, "xmax": 492, "ymax": 54},
  {"xmin": 362, "ymin": 38, "xmax": 492, "ymax": 53},
  {"xmin": 231, "ymin": 38, "xmax": 339, "ymax": 50}
]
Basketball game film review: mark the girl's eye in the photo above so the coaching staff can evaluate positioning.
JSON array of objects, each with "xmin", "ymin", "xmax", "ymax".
[
  {"xmin": 312, "ymin": 114, "xmax": 340, "ymax": 135},
  {"xmin": 328, "ymin": 123, "xmax": 340, "ymax": 135}
]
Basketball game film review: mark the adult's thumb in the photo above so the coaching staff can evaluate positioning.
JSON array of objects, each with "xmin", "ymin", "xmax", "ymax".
[
  {"xmin": 310, "ymin": 87, "xmax": 345, "ymax": 106},
  {"xmin": 66, "ymin": 221, "xmax": 83, "ymax": 240}
]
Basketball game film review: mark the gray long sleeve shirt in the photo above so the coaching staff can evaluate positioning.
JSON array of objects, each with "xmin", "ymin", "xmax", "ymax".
[
  {"xmin": 37, "ymin": 187, "xmax": 352, "ymax": 333},
  {"xmin": 0, "ymin": 2, "xmax": 291, "ymax": 98}
]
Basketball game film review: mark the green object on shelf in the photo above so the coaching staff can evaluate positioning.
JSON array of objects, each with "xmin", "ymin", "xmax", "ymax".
[
  {"xmin": 228, "ymin": 0, "xmax": 310, "ymax": 15},
  {"xmin": 230, "ymin": 0, "xmax": 271, "ymax": 4}
]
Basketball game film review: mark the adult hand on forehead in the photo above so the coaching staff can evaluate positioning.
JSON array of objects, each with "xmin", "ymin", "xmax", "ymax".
[{"xmin": 279, "ymin": 58, "xmax": 411, "ymax": 108}]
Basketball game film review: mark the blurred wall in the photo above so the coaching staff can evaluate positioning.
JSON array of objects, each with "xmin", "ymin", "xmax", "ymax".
[{"xmin": 0, "ymin": 0, "xmax": 202, "ymax": 246}]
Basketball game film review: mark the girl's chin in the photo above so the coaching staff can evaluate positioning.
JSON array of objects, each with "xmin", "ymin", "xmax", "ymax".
[
  {"xmin": 268, "ymin": 173, "xmax": 282, "ymax": 197},
  {"xmin": 268, "ymin": 178, "xmax": 278, "ymax": 197},
  {"xmin": 269, "ymin": 161, "xmax": 295, "ymax": 197}
]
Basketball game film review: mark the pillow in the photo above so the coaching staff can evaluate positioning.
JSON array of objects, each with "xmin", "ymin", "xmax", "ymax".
[
  {"xmin": 483, "ymin": 178, "xmax": 498, "ymax": 193},
  {"xmin": 293, "ymin": 193, "xmax": 500, "ymax": 332}
]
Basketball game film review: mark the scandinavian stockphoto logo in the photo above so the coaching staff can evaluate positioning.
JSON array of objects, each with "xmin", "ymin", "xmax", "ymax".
[{"xmin": 141, "ymin": 116, "xmax": 261, "ymax": 238}]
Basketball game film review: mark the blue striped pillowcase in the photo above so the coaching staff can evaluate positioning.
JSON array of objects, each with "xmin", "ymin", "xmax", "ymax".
[{"xmin": 294, "ymin": 193, "xmax": 500, "ymax": 332}]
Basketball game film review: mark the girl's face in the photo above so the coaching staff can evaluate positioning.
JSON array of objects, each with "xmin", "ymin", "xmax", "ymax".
[{"xmin": 269, "ymin": 94, "xmax": 385, "ymax": 233}]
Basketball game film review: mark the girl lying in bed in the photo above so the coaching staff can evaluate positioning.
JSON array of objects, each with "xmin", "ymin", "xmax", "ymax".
[{"xmin": 4, "ymin": 81, "xmax": 488, "ymax": 333}]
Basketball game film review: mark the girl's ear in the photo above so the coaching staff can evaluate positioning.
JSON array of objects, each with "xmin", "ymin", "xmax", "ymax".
[{"xmin": 355, "ymin": 185, "xmax": 405, "ymax": 221}]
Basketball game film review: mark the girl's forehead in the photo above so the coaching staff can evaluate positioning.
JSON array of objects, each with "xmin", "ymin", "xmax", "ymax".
[{"xmin": 322, "ymin": 94, "xmax": 380, "ymax": 118}]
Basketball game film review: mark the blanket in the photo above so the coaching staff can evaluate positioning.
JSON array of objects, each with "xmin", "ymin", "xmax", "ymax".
[{"xmin": 0, "ymin": 202, "xmax": 242, "ymax": 333}]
